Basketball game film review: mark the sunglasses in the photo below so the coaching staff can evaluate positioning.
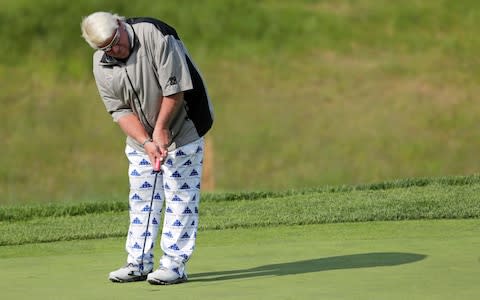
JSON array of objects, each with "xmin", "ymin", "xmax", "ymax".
[{"xmin": 98, "ymin": 27, "xmax": 120, "ymax": 52}]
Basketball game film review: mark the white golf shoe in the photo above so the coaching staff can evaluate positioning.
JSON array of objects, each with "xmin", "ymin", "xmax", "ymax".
[
  {"xmin": 108, "ymin": 263, "xmax": 153, "ymax": 283},
  {"xmin": 147, "ymin": 266, "xmax": 188, "ymax": 285}
]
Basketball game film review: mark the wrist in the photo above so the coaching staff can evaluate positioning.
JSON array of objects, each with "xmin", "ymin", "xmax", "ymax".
[{"xmin": 141, "ymin": 138, "xmax": 153, "ymax": 147}]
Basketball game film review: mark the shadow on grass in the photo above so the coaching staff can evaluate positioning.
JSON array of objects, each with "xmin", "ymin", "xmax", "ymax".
[{"xmin": 190, "ymin": 252, "xmax": 426, "ymax": 282}]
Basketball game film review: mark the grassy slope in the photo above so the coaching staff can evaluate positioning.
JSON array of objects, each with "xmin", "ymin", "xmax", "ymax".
[
  {"xmin": 1, "ymin": 175, "xmax": 479, "ymax": 246},
  {"xmin": 2, "ymin": 0, "xmax": 480, "ymax": 203}
]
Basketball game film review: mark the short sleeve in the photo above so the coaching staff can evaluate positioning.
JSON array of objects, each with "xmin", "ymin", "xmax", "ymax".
[
  {"xmin": 93, "ymin": 57, "xmax": 133, "ymax": 122},
  {"xmin": 152, "ymin": 34, "xmax": 193, "ymax": 96}
]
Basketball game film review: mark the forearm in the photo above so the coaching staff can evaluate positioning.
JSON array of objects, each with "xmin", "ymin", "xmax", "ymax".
[
  {"xmin": 152, "ymin": 92, "xmax": 184, "ymax": 145},
  {"xmin": 117, "ymin": 113, "xmax": 151, "ymax": 145}
]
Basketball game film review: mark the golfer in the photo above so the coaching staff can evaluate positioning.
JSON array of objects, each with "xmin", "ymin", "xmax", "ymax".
[{"xmin": 81, "ymin": 12, "xmax": 214, "ymax": 285}]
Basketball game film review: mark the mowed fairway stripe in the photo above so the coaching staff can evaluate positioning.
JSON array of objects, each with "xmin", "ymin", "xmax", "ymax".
[{"xmin": 0, "ymin": 219, "xmax": 478, "ymax": 300}]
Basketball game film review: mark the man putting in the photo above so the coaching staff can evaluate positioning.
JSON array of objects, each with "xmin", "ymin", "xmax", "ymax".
[{"xmin": 80, "ymin": 11, "xmax": 214, "ymax": 285}]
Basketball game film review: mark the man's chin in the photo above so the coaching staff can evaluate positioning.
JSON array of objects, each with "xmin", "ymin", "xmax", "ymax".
[{"xmin": 112, "ymin": 50, "xmax": 130, "ymax": 60}]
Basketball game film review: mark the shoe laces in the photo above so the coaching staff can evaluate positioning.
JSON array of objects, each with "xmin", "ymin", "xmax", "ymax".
[
  {"xmin": 124, "ymin": 263, "xmax": 138, "ymax": 269},
  {"xmin": 124, "ymin": 263, "xmax": 145, "ymax": 276},
  {"xmin": 156, "ymin": 266, "xmax": 182, "ymax": 277}
]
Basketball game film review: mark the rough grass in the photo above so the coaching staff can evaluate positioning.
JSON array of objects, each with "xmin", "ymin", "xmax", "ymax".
[{"xmin": 1, "ymin": 175, "xmax": 479, "ymax": 246}]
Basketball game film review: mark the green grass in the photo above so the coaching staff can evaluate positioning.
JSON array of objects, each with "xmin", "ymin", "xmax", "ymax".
[
  {"xmin": 0, "ymin": 220, "xmax": 478, "ymax": 299},
  {"xmin": 1, "ymin": 174, "xmax": 478, "ymax": 298},
  {"xmin": 3, "ymin": 0, "xmax": 480, "ymax": 203}
]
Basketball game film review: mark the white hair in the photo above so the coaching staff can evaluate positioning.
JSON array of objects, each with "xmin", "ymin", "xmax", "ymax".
[{"xmin": 81, "ymin": 12, "xmax": 125, "ymax": 49}]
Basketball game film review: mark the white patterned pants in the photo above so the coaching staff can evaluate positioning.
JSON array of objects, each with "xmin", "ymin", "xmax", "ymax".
[{"xmin": 124, "ymin": 138, "xmax": 204, "ymax": 271}]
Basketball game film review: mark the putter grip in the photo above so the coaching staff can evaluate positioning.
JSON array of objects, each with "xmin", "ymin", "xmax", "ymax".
[{"xmin": 154, "ymin": 158, "xmax": 161, "ymax": 172}]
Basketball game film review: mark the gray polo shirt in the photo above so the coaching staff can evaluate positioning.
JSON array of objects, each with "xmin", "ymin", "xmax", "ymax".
[{"xmin": 92, "ymin": 17, "xmax": 213, "ymax": 152}]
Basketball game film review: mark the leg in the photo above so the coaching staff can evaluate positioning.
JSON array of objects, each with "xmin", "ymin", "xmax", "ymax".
[
  {"xmin": 108, "ymin": 145, "xmax": 164, "ymax": 282},
  {"xmin": 147, "ymin": 138, "xmax": 204, "ymax": 285},
  {"xmin": 125, "ymin": 145, "xmax": 164, "ymax": 268}
]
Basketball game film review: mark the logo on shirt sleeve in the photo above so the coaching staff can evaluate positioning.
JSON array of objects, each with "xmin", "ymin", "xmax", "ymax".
[{"xmin": 166, "ymin": 76, "xmax": 177, "ymax": 86}]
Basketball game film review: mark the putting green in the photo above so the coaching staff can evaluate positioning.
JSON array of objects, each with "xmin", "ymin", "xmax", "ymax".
[{"xmin": 0, "ymin": 219, "xmax": 478, "ymax": 299}]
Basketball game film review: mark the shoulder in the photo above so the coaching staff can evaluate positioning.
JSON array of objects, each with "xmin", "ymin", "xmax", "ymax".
[{"xmin": 127, "ymin": 17, "xmax": 179, "ymax": 39}]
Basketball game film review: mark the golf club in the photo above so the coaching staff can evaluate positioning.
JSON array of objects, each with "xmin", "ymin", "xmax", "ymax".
[{"xmin": 139, "ymin": 157, "xmax": 161, "ymax": 273}]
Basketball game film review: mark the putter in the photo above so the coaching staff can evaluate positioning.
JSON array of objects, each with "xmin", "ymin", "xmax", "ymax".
[{"xmin": 139, "ymin": 157, "xmax": 161, "ymax": 273}]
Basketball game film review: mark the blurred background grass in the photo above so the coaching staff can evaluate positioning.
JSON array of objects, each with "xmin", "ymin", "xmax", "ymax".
[{"xmin": 1, "ymin": 0, "xmax": 480, "ymax": 204}]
